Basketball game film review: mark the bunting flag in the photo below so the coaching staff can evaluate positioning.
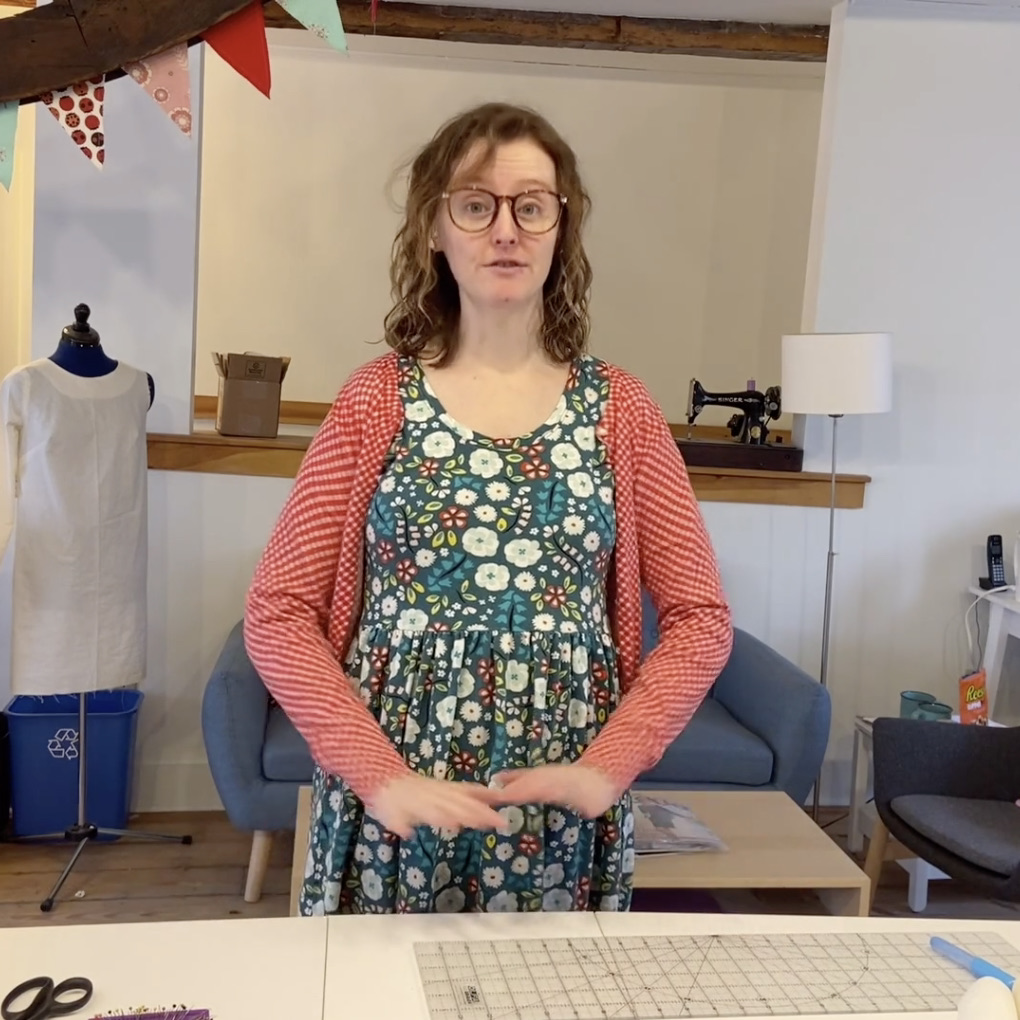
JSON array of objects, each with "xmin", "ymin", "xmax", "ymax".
[
  {"xmin": 202, "ymin": 1, "xmax": 272, "ymax": 98},
  {"xmin": 40, "ymin": 76, "xmax": 106, "ymax": 169},
  {"xmin": 372, "ymin": 0, "xmax": 380, "ymax": 24},
  {"xmin": 276, "ymin": 0, "xmax": 347, "ymax": 53},
  {"xmin": 8, "ymin": 1, "xmax": 361, "ymax": 179},
  {"xmin": 0, "ymin": 100, "xmax": 18, "ymax": 192},
  {"xmin": 123, "ymin": 42, "xmax": 193, "ymax": 136}
]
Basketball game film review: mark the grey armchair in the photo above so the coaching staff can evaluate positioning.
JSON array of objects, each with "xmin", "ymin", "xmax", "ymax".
[
  {"xmin": 868, "ymin": 716, "xmax": 1020, "ymax": 903},
  {"xmin": 202, "ymin": 598, "xmax": 831, "ymax": 901}
]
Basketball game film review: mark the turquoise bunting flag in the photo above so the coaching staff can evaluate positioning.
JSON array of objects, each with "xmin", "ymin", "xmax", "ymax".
[
  {"xmin": 277, "ymin": 0, "xmax": 348, "ymax": 53},
  {"xmin": 0, "ymin": 100, "xmax": 18, "ymax": 192}
]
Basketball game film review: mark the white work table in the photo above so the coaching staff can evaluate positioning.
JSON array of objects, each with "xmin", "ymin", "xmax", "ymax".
[
  {"xmin": 5, "ymin": 911, "xmax": 1020, "ymax": 1019},
  {"xmin": 324, "ymin": 911, "xmax": 1020, "ymax": 1020},
  {"xmin": 1, "ymin": 915, "xmax": 329, "ymax": 1019}
]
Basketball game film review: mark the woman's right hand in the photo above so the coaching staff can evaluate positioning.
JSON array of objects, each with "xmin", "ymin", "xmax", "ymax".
[{"xmin": 365, "ymin": 773, "xmax": 508, "ymax": 840}]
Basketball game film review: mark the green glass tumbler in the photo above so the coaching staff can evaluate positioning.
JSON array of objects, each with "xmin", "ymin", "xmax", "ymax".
[
  {"xmin": 900, "ymin": 690, "xmax": 936, "ymax": 718},
  {"xmin": 912, "ymin": 701, "xmax": 953, "ymax": 721}
]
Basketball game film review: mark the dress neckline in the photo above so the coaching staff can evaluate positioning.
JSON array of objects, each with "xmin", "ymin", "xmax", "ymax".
[{"xmin": 409, "ymin": 355, "xmax": 583, "ymax": 449}]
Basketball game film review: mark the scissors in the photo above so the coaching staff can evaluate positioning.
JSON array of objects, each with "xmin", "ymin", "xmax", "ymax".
[{"xmin": 1, "ymin": 976, "xmax": 93, "ymax": 1020}]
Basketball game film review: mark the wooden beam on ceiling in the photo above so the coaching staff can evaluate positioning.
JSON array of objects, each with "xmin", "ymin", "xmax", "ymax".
[
  {"xmin": 0, "ymin": 1, "xmax": 827, "ymax": 103},
  {"xmin": 265, "ymin": 2, "xmax": 830, "ymax": 61},
  {"xmin": 0, "ymin": 0, "xmax": 257, "ymax": 103}
]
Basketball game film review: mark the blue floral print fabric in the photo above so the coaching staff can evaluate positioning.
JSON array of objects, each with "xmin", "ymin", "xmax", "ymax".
[{"xmin": 299, "ymin": 353, "xmax": 635, "ymax": 914}]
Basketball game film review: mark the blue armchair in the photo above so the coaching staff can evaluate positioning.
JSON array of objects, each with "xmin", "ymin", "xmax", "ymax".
[
  {"xmin": 202, "ymin": 598, "xmax": 830, "ymax": 901},
  {"xmin": 633, "ymin": 592, "xmax": 831, "ymax": 803},
  {"xmin": 201, "ymin": 620, "xmax": 311, "ymax": 902}
]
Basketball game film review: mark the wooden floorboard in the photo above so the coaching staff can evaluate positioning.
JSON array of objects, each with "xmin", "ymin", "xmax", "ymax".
[{"xmin": 0, "ymin": 807, "xmax": 1016, "ymax": 927}]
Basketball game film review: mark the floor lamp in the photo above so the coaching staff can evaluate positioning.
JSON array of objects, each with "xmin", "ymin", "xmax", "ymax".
[{"xmin": 780, "ymin": 332, "xmax": 893, "ymax": 821}]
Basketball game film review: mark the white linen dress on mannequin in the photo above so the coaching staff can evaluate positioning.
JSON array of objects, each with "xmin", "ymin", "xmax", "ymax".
[{"xmin": 0, "ymin": 357, "xmax": 150, "ymax": 696}]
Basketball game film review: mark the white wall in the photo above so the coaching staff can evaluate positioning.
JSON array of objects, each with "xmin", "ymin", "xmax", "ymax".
[
  {"xmin": 13, "ymin": 47, "xmax": 271, "ymax": 809},
  {"xmin": 14, "ymin": 3, "xmax": 1020, "ymax": 814},
  {"xmin": 15, "ymin": 50, "xmax": 305, "ymax": 805},
  {"xmin": 194, "ymin": 34, "xmax": 823, "ymax": 427},
  {"xmin": 762, "ymin": 0, "xmax": 1020, "ymax": 798},
  {"xmin": 0, "ymin": 5, "xmax": 35, "ymax": 381},
  {"xmin": 0, "ymin": 7, "xmax": 37, "ymax": 753}
]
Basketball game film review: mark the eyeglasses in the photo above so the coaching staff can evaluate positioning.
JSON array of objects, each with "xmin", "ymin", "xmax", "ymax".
[{"xmin": 442, "ymin": 188, "xmax": 566, "ymax": 235}]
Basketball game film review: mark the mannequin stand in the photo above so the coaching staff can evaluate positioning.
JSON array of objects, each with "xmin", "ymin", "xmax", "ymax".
[{"xmin": 19, "ymin": 693, "xmax": 192, "ymax": 913}]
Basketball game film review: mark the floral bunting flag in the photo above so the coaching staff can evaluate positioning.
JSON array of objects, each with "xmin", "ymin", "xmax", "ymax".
[
  {"xmin": 123, "ymin": 42, "xmax": 193, "ymax": 136},
  {"xmin": 276, "ymin": 0, "xmax": 347, "ymax": 53},
  {"xmin": 202, "ymin": 1, "xmax": 272, "ymax": 98},
  {"xmin": 0, "ymin": 100, "xmax": 18, "ymax": 192},
  {"xmin": 40, "ymin": 76, "xmax": 106, "ymax": 169}
]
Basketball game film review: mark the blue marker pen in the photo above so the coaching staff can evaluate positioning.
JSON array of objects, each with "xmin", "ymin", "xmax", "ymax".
[{"xmin": 930, "ymin": 936, "xmax": 1017, "ymax": 988}]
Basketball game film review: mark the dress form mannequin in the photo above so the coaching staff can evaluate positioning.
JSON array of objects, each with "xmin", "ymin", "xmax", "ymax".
[
  {"xmin": 2, "ymin": 302, "xmax": 190, "ymax": 909},
  {"xmin": 49, "ymin": 303, "xmax": 155, "ymax": 408}
]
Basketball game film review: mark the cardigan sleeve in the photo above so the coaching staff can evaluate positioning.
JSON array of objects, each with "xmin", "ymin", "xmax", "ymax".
[
  {"xmin": 243, "ymin": 373, "xmax": 409, "ymax": 803},
  {"xmin": 580, "ymin": 379, "xmax": 733, "ymax": 791}
]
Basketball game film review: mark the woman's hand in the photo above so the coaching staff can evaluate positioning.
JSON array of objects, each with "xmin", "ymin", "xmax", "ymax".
[
  {"xmin": 491, "ymin": 763, "xmax": 619, "ymax": 818},
  {"xmin": 365, "ymin": 773, "xmax": 508, "ymax": 840}
]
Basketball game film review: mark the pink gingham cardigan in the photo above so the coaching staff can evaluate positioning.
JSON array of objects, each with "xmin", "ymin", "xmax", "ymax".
[{"xmin": 244, "ymin": 352, "xmax": 732, "ymax": 801}]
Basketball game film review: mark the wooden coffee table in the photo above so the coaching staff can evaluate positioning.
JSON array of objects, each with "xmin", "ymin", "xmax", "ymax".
[
  {"xmin": 290, "ymin": 787, "xmax": 870, "ymax": 917},
  {"xmin": 633, "ymin": 790, "xmax": 871, "ymax": 916}
]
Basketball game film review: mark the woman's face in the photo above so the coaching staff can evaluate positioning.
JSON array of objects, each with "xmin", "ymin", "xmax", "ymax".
[{"xmin": 432, "ymin": 137, "xmax": 562, "ymax": 316}]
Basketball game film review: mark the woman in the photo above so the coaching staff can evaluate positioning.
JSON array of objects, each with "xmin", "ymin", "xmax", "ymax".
[{"xmin": 244, "ymin": 102, "xmax": 732, "ymax": 915}]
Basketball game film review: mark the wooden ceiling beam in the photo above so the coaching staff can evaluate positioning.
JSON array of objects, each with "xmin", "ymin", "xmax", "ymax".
[
  {"xmin": 265, "ymin": 3, "xmax": 830, "ymax": 61},
  {"xmin": 0, "ymin": 1, "xmax": 828, "ymax": 104},
  {"xmin": 0, "ymin": 0, "xmax": 257, "ymax": 103}
]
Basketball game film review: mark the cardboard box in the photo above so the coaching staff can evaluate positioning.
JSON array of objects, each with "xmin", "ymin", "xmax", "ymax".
[{"xmin": 211, "ymin": 352, "xmax": 291, "ymax": 438}]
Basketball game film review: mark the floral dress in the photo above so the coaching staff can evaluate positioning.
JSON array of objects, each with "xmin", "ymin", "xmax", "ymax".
[{"xmin": 299, "ymin": 353, "xmax": 635, "ymax": 914}]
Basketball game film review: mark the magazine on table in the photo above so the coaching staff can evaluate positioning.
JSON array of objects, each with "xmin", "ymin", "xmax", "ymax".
[{"xmin": 632, "ymin": 794, "xmax": 728, "ymax": 855}]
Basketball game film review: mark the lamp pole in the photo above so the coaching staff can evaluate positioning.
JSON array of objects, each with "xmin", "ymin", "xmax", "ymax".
[{"xmin": 812, "ymin": 412, "xmax": 842, "ymax": 821}]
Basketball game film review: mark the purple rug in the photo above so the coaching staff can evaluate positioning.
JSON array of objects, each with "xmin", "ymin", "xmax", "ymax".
[{"xmin": 630, "ymin": 888, "xmax": 724, "ymax": 913}]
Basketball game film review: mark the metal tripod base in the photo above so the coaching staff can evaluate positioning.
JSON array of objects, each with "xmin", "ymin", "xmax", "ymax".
[
  {"xmin": 12, "ymin": 691, "xmax": 193, "ymax": 912},
  {"xmin": 25, "ymin": 821, "xmax": 193, "ymax": 912}
]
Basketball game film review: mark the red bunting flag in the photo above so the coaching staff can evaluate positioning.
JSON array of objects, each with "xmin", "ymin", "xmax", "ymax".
[
  {"xmin": 202, "ymin": 1, "xmax": 271, "ymax": 98},
  {"xmin": 372, "ymin": 0, "xmax": 380, "ymax": 24}
]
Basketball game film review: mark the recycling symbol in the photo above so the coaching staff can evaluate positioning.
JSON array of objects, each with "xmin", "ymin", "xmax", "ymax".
[{"xmin": 47, "ymin": 728, "xmax": 79, "ymax": 760}]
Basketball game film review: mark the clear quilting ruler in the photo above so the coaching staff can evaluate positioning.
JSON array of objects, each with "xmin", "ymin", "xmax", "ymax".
[{"xmin": 414, "ymin": 930, "xmax": 1020, "ymax": 1019}]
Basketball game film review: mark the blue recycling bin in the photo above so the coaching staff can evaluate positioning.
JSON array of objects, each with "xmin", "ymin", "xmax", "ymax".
[{"xmin": 3, "ymin": 689, "xmax": 143, "ymax": 838}]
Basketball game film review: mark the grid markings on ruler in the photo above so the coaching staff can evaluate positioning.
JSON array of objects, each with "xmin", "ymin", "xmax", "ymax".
[{"xmin": 414, "ymin": 930, "xmax": 1020, "ymax": 1019}]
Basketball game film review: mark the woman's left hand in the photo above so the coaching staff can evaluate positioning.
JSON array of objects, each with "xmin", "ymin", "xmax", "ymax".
[{"xmin": 490, "ymin": 763, "xmax": 619, "ymax": 818}]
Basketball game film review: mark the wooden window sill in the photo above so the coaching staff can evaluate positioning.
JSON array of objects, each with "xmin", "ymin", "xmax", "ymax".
[{"xmin": 147, "ymin": 431, "xmax": 870, "ymax": 509}]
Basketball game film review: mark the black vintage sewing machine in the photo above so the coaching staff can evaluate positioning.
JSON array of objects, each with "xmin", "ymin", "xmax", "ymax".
[
  {"xmin": 679, "ymin": 378, "xmax": 803, "ymax": 472},
  {"xmin": 687, "ymin": 378, "xmax": 781, "ymax": 445}
]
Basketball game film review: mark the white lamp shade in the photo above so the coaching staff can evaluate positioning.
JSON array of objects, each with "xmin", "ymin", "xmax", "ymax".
[{"xmin": 781, "ymin": 332, "xmax": 893, "ymax": 415}]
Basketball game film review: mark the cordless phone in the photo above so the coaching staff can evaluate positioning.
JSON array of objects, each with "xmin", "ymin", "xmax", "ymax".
[{"xmin": 985, "ymin": 534, "xmax": 1006, "ymax": 589}]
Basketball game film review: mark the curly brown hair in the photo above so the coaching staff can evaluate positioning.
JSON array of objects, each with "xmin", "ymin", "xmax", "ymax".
[{"xmin": 382, "ymin": 102, "xmax": 593, "ymax": 366}]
